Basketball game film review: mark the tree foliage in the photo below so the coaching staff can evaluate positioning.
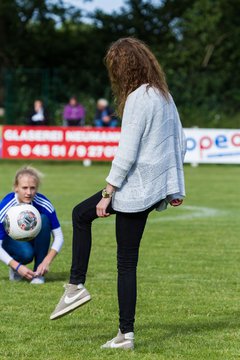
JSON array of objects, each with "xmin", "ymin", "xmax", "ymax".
[{"xmin": 0, "ymin": 0, "xmax": 239, "ymax": 126}]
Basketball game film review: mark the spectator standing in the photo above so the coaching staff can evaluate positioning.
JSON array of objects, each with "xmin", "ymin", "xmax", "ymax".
[
  {"xmin": 27, "ymin": 99, "xmax": 49, "ymax": 126},
  {"xmin": 63, "ymin": 96, "xmax": 85, "ymax": 126},
  {"xmin": 94, "ymin": 98, "xmax": 118, "ymax": 127}
]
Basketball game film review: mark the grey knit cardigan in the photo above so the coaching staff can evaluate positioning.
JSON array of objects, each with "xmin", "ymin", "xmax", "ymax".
[{"xmin": 106, "ymin": 84, "xmax": 186, "ymax": 213}]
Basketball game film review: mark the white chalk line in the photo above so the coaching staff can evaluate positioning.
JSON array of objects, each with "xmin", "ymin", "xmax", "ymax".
[
  {"xmin": 149, "ymin": 205, "xmax": 225, "ymax": 222},
  {"xmin": 61, "ymin": 205, "xmax": 227, "ymax": 225}
]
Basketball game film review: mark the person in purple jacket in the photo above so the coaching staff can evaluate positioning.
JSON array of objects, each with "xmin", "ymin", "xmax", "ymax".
[{"xmin": 63, "ymin": 96, "xmax": 85, "ymax": 126}]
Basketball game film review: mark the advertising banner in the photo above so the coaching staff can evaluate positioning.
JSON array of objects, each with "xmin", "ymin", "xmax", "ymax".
[
  {"xmin": 1, "ymin": 126, "xmax": 240, "ymax": 164},
  {"xmin": 184, "ymin": 128, "xmax": 240, "ymax": 164},
  {"xmin": 2, "ymin": 126, "xmax": 120, "ymax": 161},
  {"xmin": 0, "ymin": 126, "xmax": 2, "ymax": 158}
]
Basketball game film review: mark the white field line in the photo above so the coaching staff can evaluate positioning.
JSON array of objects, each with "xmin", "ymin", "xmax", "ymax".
[
  {"xmin": 148, "ymin": 205, "xmax": 225, "ymax": 222},
  {"xmin": 61, "ymin": 205, "xmax": 226, "ymax": 225}
]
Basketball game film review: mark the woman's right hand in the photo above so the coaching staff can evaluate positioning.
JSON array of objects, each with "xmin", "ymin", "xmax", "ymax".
[{"xmin": 170, "ymin": 199, "xmax": 183, "ymax": 207}]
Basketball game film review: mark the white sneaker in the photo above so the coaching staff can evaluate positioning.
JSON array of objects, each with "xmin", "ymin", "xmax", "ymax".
[
  {"xmin": 50, "ymin": 284, "xmax": 91, "ymax": 320},
  {"xmin": 30, "ymin": 276, "xmax": 45, "ymax": 284},
  {"xmin": 9, "ymin": 268, "xmax": 22, "ymax": 281},
  {"xmin": 101, "ymin": 330, "xmax": 134, "ymax": 350}
]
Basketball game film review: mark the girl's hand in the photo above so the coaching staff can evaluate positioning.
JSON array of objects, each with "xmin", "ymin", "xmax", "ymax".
[
  {"xmin": 170, "ymin": 199, "xmax": 183, "ymax": 207},
  {"xmin": 35, "ymin": 260, "xmax": 50, "ymax": 276},
  {"xmin": 17, "ymin": 265, "xmax": 35, "ymax": 280},
  {"xmin": 96, "ymin": 198, "xmax": 112, "ymax": 217}
]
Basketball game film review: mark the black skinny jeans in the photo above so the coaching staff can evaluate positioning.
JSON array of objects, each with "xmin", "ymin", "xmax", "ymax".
[{"xmin": 70, "ymin": 190, "xmax": 157, "ymax": 333}]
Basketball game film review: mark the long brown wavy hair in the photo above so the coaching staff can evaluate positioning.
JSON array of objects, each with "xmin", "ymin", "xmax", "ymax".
[{"xmin": 105, "ymin": 37, "xmax": 169, "ymax": 117}]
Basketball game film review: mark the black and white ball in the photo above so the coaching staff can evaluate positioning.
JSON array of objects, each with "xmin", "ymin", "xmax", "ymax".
[{"xmin": 3, "ymin": 204, "xmax": 42, "ymax": 241}]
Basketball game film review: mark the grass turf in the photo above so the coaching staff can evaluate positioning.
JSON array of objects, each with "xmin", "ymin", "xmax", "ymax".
[{"xmin": 0, "ymin": 160, "xmax": 240, "ymax": 359}]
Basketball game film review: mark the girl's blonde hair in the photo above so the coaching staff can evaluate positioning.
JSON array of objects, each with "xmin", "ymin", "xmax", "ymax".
[{"xmin": 14, "ymin": 166, "xmax": 43, "ymax": 188}]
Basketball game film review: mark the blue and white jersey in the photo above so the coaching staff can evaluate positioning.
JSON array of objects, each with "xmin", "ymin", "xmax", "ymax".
[{"xmin": 0, "ymin": 192, "xmax": 60, "ymax": 240}]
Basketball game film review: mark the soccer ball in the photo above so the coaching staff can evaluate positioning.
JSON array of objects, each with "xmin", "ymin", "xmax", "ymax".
[{"xmin": 3, "ymin": 204, "xmax": 42, "ymax": 241}]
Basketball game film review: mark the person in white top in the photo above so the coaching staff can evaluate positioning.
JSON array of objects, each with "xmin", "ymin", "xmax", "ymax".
[
  {"xmin": 50, "ymin": 37, "xmax": 186, "ymax": 349},
  {"xmin": 0, "ymin": 166, "xmax": 64, "ymax": 284},
  {"xmin": 27, "ymin": 99, "xmax": 49, "ymax": 126}
]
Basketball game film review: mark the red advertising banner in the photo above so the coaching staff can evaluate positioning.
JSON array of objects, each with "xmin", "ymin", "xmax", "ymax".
[
  {"xmin": 2, "ymin": 125, "xmax": 240, "ymax": 164},
  {"xmin": 1, "ymin": 126, "xmax": 121, "ymax": 161},
  {"xmin": 0, "ymin": 125, "xmax": 2, "ymax": 158}
]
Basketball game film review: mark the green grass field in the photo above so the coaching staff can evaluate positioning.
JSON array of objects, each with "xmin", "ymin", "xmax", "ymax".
[{"xmin": 0, "ymin": 160, "xmax": 240, "ymax": 360}]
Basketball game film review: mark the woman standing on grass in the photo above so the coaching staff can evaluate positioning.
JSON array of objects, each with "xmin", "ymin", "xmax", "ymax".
[{"xmin": 50, "ymin": 37, "xmax": 186, "ymax": 350}]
